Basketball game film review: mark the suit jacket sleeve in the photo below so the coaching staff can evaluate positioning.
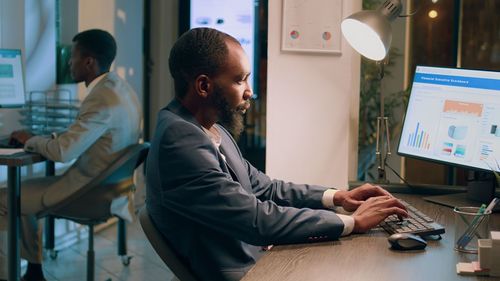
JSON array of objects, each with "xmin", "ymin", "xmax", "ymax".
[
  {"xmin": 156, "ymin": 120, "xmax": 345, "ymax": 246},
  {"xmin": 245, "ymin": 159, "xmax": 332, "ymax": 209},
  {"xmin": 25, "ymin": 88, "xmax": 112, "ymax": 163}
]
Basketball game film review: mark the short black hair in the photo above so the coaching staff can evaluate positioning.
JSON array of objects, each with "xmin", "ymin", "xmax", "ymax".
[
  {"xmin": 168, "ymin": 28, "xmax": 240, "ymax": 99},
  {"xmin": 72, "ymin": 29, "xmax": 117, "ymax": 71}
]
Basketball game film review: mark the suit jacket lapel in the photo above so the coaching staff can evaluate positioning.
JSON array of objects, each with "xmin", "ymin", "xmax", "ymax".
[
  {"xmin": 219, "ymin": 130, "xmax": 252, "ymax": 189},
  {"xmin": 218, "ymin": 145, "xmax": 241, "ymax": 182}
]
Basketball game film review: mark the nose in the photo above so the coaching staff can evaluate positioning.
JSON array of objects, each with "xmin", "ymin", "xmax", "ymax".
[{"xmin": 243, "ymin": 83, "xmax": 253, "ymax": 100}]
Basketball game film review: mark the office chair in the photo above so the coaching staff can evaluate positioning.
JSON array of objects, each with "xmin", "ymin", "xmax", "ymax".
[
  {"xmin": 139, "ymin": 207, "xmax": 199, "ymax": 281},
  {"xmin": 38, "ymin": 142, "xmax": 150, "ymax": 281}
]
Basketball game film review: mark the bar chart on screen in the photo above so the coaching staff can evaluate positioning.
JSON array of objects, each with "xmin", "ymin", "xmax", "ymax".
[{"xmin": 406, "ymin": 122, "xmax": 432, "ymax": 150}]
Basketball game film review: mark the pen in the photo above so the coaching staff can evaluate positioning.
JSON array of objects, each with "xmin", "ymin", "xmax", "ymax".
[
  {"xmin": 484, "ymin": 197, "xmax": 499, "ymax": 213},
  {"xmin": 456, "ymin": 204, "xmax": 486, "ymax": 248},
  {"xmin": 456, "ymin": 198, "xmax": 498, "ymax": 249},
  {"xmin": 463, "ymin": 198, "xmax": 499, "ymax": 241},
  {"xmin": 459, "ymin": 198, "xmax": 500, "ymax": 240}
]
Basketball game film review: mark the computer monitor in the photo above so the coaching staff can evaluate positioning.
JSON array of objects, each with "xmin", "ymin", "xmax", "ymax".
[
  {"xmin": 0, "ymin": 49, "xmax": 25, "ymax": 107},
  {"xmin": 398, "ymin": 66, "xmax": 500, "ymax": 208}
]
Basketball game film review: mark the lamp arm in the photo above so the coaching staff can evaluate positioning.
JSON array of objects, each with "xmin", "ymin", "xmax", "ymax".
[
  {"xmin": 385, "ymin": 117, "xmax": 391, "ymax": 155},
  {"xmin": 399, "ymin": 0, "xmax": 420, "ymax": 17}
]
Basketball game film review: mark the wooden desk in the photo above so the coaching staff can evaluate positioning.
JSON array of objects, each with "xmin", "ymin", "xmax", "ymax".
[
  {"xmin": 0, "ymin": 152, "xmax": 45, "ymax": 281},
  {"xmin": 242, "ymin": 194, "xmax": 500, "ymax": 281}
]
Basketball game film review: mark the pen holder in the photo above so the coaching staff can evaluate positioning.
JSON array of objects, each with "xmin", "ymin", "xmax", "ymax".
[{"xmin": 454, "ymin": 206, "xmax": 491, "ymax": 254}]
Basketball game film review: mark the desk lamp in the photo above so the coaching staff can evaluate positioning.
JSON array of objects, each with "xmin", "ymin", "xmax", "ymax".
[{"xmin": 341, "ymin": 0, "xmax": 404, "ymax": 182}]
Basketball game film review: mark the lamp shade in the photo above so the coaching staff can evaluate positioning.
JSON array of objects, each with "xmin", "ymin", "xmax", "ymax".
[{"xmin": 341, "ymin": 0, "xmax": 402, "ymax": 61}]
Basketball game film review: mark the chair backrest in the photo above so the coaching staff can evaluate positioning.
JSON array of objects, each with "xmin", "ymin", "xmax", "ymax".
[
  {"xmin": 139, "ymin": 207, "xmax": 199, "ymax": 281},
  {"xmin": 39, "ymin": 142, "xmax": 150, "ymax": 219}
]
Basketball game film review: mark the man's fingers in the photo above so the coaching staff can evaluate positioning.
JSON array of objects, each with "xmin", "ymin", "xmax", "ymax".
[
  {"xmin": 375, "ymin": 196, "xmax": 407, "ymax": 211},
  {"xmin": 390, "ymin": 197, "xmax": 407, "ymax": 211},
  {"xmin": 366, "ymin": 184, "xmax": 392, "ymax": 197},
  {"xmin": 381, "ymin": 206, "xmax": 408, "ymax": 218},
  {"xmin": 346, "ymin": 198, "xmax": 363, "ymax": 206},
  {"xmin": 358, "ymin": 183, "xmax": 392, "ymax": 198},
  {"xmin": 375, "ymin": 186, "xmax": 392, "ymax": 197},
  {"xmin": 367, "ymin": 195, "xmax": 392, "ymax": 202}
]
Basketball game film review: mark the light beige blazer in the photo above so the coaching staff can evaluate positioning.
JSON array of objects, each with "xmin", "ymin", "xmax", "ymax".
[{"xmin": 25, "ymin": 72, "xmax": 142, "ymax": 208}]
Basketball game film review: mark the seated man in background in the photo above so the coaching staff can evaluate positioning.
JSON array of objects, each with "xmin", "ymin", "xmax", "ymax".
[
  {"xmin": 146, "ymin": 27, "xmax": 408, "ymax": 281},
  {"xmin": 0, "ymin": 29, "xmax": 142, "ymax": 281}
]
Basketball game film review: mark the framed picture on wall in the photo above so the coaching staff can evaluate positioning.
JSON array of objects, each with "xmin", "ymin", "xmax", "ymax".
[{"xmin": 281, "ymin": 0, "xmax": 343, "ymax": 54}]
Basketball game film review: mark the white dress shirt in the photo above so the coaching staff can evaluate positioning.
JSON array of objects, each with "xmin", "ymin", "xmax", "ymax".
[{"xmin": 322, "ymin": 189, "xmax": 355, "ymax": 236}]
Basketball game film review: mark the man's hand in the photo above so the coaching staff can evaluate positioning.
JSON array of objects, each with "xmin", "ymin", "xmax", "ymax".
[
  {"xmin": 351, "ymin": 196, "xmax": 408, "ymax": 233},
  {"xmin": 10, "ymin": 130, "xmax": 34, "ymax": 145},
  {"xmin": 333, "ymin": 183, "xmax": 392, "ymax": 212}
]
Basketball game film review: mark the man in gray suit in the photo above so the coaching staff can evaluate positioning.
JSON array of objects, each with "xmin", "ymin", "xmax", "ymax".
[
  {"xmin": 0, "ymin": 29, "xmax": 142, "ymax": 281},
  {"xmin": 146, "ymin": 28, "xmax": 407, "ymax": 281}
]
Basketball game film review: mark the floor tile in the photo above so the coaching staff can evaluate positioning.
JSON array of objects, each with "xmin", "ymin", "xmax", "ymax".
[{"xmin": 42, "ymin": 219, "xmax": 173, "ymax": 281}]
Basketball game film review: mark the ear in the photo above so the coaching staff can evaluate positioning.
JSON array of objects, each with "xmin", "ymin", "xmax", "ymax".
[
  {"xmin": 194, "ymin": 74, "xmax": 212, "ymax": 98},
  {"xmin": 84, "ymin": 56, "xmax": 96, "ymax": 70}
]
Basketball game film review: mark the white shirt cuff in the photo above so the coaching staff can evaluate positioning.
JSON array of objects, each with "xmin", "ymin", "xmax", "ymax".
[
  {"xmin": 321, "ymin": 189, "xmax": 338, "ymax": 209},
  {"xmin": 337, "ymin": 214, "xmax": 355, "ymax": 236}
]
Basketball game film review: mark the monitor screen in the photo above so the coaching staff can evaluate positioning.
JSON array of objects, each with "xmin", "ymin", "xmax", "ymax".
[
  {"xmin": 0, "ymin": 49, "xmax": 25, "ymax": 107},
  {"xmin": 398, "ymin": 66, "xmax": 500, "ymax": 173}
]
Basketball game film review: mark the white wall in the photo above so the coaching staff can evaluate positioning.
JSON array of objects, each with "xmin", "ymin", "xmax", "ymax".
[
  {"xmin": 78, "ymin": 0, "xmax": 143, "ymax": 103},
  {"xmin": 266, "ymin": 0, "xmax": 361, "ymax": 188},
  {"xmin": 148, "ymin": 0, "xmax": 178, "ymax": 138}
]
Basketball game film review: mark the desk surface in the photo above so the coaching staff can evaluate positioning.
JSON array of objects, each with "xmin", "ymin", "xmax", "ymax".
[
  {"xmin": 242, "ymin": 194, "xmax": 500, "ymax": 281},
  {"xmin": 0, "ymin": 151, "xmax": 44, "ymax": 166}
]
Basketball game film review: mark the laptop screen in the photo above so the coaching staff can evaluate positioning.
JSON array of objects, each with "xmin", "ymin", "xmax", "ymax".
[{"xmin": 0, "ymin": 48, "xmax": 25, "ymax": 107}]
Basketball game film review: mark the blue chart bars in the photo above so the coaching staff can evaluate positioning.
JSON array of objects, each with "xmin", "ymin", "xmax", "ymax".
[{"xmin": 407, "ymin": 122, "xmax": 431, "ymax": 150}]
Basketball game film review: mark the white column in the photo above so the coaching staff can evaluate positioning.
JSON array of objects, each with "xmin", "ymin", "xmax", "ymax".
[{"xmin": 266, "ymin": 0, "xmax": 361, "ymax": 188}]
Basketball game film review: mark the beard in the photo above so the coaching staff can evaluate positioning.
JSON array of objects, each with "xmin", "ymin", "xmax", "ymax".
[{"xmin": 212, "ymin": 86, "xmax": 250, "ymax": 137}]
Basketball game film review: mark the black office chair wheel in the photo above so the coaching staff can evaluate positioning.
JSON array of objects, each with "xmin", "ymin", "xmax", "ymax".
[
  {"xmin": 49, "ymin": 249, "xmax": 58, "ymax": 259},
  {"xmin": 121, "ymin": 255, "xmax": 132, "ymax": 266}
]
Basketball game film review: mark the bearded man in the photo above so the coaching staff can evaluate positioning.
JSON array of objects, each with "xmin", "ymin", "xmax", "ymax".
[{"xmin": 145, "ymin": 28, "xmax": 407, "ymax": 281}]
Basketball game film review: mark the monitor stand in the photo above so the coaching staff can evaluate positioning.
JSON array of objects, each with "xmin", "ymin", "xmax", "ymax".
[{"xmin": 423, "ymin": 179, "xmax": 499, "ymax": 212}]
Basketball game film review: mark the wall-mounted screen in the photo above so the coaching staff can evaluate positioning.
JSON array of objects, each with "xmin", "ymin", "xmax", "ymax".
[{"xmin": 0, "ymin": 49, "xmax": 25, "ymax": 107}]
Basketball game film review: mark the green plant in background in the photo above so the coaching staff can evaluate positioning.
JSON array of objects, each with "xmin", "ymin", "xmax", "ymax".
[
  {"xmin": 56, "ymin": 43, "xmax": 74, "ymax": 84},
  {"xmin": 357, "ymin": 0, "xmax": 410, "ymax": 180},
  {"xmin": 357, "ymin": 51, "xmax": 408, "ymax": 180}
]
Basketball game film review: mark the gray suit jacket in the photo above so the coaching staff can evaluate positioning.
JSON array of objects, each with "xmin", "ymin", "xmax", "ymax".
[
  {"xmin": 146, "ymin": 100, "xmax": 345, "ymax": 281},
  {"xmin": 25, "ymin": 72, "xmax": 142, "ymax": 208}
]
